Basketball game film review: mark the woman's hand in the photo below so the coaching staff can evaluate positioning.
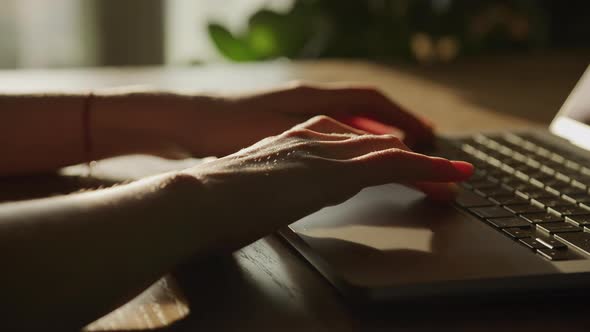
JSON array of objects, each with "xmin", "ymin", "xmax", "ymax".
[
  {"xmin": 179, "ymin": 83, "xmax": 434, "ymax": 157},
  {"xmin": 184, "ymin": 115, "xmax": 472, "ymax": 248}
]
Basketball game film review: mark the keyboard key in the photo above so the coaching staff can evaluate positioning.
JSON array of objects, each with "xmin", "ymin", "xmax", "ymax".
[
  {"xmin": 561, "ymin": 195, "xmax": 578, "ymax": 204},
  {"xmin": 521, "ymin": 213, "xmax": 563, "ymax": 224},
  {"xmin": 502, "ymin": 182, "xmax": 538, "ymax": 193},
  {"xmin": 545, "ymin": 186, "xmax": 562, "ymax": 197},
  {"xmin": 555, "ymin": 232, "xmax": 590, "ymax": 255},
  {"xmin": 519, "ymin": 237, "xmax": 547, "ymax": 250},
  {"xmin": 550, "ymin": 154, "xmax": 566, "ymax": 164},
  {"xmin": 565, "ymin": 160, "xmax": 581, "ymax": 170},
  {"xmin": 537, "ymin": 222, "xmax": 582, "ymax": 234},
  {"xmin": 469, "ymin": 206, "xmax": 513, "ymax": 219},
  {"xmin": 514, "ymin": 170, "xmax": 529, "ymax": 181},
  {"xmin": 512, "ymin": 163, "xmax": 535, "ymax": 172},
  {"xmin": 525, "ymin": 158, "xmax": 542, "ymax": 168},
  {"xmin": 515, "ymin": 189, "xmax": 555, "ymax": 200},
  {"xmin": 530, "ymin": 197, "xmax": 573, "ymax": 209},
  {"xmin": 537, "ymin": 248, "xmax": 572, "ymax": 261},
  {"xmin": 571, "ymin": 175, "xmax": 590, "ymax": 188},
  {"xmin": 489, "ymin": 196, "xmax": 528, "ymax": 205},
  {"xmin": 540, "ymin": 165, "xmax": 556, "ymax": 176},
  {"xmin": 522, "ymin": 141, "xmax": 537, "ymax": 152},
  {"xmin": 454, "ymin": 190, "xmax": 495, "ymax": 208},
  {"xmin": 502, "ymin": 133, "xmax": 524, "ymax": 145},
  {"xmin": 528, "ymin": 178, "xmax": 546, "ymax": 188},
  {"xmin": 503, "ymin": 228, "xmax": 533, "ymax": 239},
  {"xmin": 460, "ymin": 182, "xmax": 474, "ymax": 190},
  {"xmin": 529, "ymin": 172, "xmax": 553, "ymax": 180},
  {"xmin": 543, "ymin": 178, "xmax": 570, "ymax": 189},
  {"xmin": 475, "ymin": 187, "xmax": 514, "ymax": 198},
  {"xmin": 566, "ymin": 195, "xmax": 590, "ymax": 205},
  {"xmin": 555, "ymin": 172, "xmax": 571, "ymax": 183},
  {"xmin": 565, "ymin": 215, "xmax": 590, "ymax": 227},
  {"xmin": 503, "ymin": 177, "xmax": 528, "ymax": 186},
  {"xmin": 470, "ymin": 170, "xmax": 487, "ymax": 179},
  {"xmin": 504, "ymin": 204, "xmax": 545, "ymax": 215},
  {"xmin": 469, "ymin": 181, "xmax": 499, "ymax": 189},
  {"xmin": 548, "ymin": 206, "xmax": 590, "ymax": 217},
  {"xmin": 486, "ymin": 169, "xmax": 505, "ymax": 178},
  {"xmin": 547, "ymin": 162, "xmax": 569, "ymax": 173},
  {"xmin": 493, "ymin": 174, "xmax": 514, "ymax": 183},
  {"xmin": 571, "ymin": 172, "xmax": 590, "ymax": 180},
  {"xmin": 487, "ymin": 217, "xmax": 530, "ymax": 229},
  {"xmin": 536, "ymin": 237, "xmax": 567, "ymax": 249},
  {"xmin": 512, "ymin": 154, "xmax": 528, "ymax": 164},
  {"xmin": 485, "ymin": 175, "xmax": 502, "ymax": 184},
  {"xmin": 559, "ymin": 186, "xmax": 588, "ymax": 196}
]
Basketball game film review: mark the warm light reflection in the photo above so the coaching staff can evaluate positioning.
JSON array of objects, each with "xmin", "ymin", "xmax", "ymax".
[
  {"xmin": 550, "ymin": 117, "xmax": 590, "ymax": 151},
  {"xmin": 298, "ymin": 225, "xmax": 434, "ymax": 253},
  {"xmin": 85, "ymin": 276, "xmax": 190, "ymax": 331}
]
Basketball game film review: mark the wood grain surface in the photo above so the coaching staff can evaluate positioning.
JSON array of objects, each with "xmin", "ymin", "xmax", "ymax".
[{"xmin": 0, "ymin": 53, "xmax": 589, "ymax": 331}]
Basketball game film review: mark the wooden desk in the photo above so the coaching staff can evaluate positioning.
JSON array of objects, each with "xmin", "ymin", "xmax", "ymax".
[{"xmin": 1, "ymin": 53, "xmax": 589, "ymax": 331}]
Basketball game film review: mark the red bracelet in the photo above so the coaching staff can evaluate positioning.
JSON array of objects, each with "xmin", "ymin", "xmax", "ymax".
[{"xmin": 82, "ymin": 92, "xmax": 94, "ymax": 162}]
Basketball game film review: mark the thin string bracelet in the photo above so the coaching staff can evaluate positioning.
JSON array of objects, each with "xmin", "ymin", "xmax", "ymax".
[{"xmin": 82, "ymin": 92, "xmax": 95, "ymax": 177}]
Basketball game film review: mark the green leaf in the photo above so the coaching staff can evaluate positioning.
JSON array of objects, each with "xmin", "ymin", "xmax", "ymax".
[
  {"xmin": 247, "ymin": 9, "xmax": 311, "ymax": 58},
  {"xmin": 246, "ymin": 10, "xmax": 288, "ymax": 58},
  {"xmin": 247, "ymin": 24, "xmax": 281, "ymax": 58},
  {"xmin": 207, "ymin": 23, "xmax": 258, "ymax": 62}
]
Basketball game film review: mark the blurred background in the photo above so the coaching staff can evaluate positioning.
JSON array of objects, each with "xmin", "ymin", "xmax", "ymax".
[{"xmin": 1, "ymin": 0, "xmax": 589, "ymax": 68}]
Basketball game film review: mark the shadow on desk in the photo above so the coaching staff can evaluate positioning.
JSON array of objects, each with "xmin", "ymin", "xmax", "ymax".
[
  {"xmin": 164, "ymin": 238, "xmax": 590, "ymax": 332},
  {"xmin": 168, "ymin": 237, "xmax": 355, "ymax": 332}
]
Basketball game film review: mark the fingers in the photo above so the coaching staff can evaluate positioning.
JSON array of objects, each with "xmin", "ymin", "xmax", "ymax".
[
  {"xmin": 280, "ymin": 83, "xmax": 434, "ymax": 147},
  {"xmin": 294, "ymin": 115, "xmax": 368, "ymax": 135},
  {"xmin": 315, "ymin": 134, "xmax": 409, "ymax": 159},
  {"xmin": 343, "ymin": 149, "xmax": 473, "ymax": 186},
  {"xmin": 329, "ymin": 87, "xmax": 434, "ymax": 147},
  {"xmin": 284, "ymin": 116, "xmax": 410, "ymax": 159},
  {"xmin": 281, "ymin": 128, "xmax": 357, "ymax": 142},
  {"xmin": 282, "ymin": 115, "xmax": 472, "ymax": 189}
]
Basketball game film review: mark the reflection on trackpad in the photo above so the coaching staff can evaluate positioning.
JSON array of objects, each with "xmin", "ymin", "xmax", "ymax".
[{"xmin": 299, "ymin": 225, "xmax": 433, "ymax": 253}]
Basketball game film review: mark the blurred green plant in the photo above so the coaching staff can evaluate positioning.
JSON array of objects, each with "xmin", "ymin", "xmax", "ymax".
[
  {"xmin": 207, "ymin": 0, "xmax": 550, "ymax": 63},
  {"xmin": 208, "ymin": 1, "xmax": 323, "ymax": 61}
]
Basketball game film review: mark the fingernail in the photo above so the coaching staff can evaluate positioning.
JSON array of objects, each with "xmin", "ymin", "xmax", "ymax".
[{"xmin": 451, "ymin": 160, "xmax": 474, "ymax": 177}]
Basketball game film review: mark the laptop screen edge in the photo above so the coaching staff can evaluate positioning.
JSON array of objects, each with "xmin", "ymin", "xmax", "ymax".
[{"xmin": 550, "ymin": 64, "xmax": 590, "ymax": 151}]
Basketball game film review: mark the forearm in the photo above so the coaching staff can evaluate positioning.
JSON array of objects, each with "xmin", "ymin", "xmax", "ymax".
[
  {"xmin": 0, "ymin": 171, "xmax": 208, "ymax": 330},
  {"xmin": 89, "ymin": 91, "xmax": 223, "ymax": 160},
  {"xmin": 0, "ymin": 91, "xmax": 223, "ymax": 175},
  {"xmin": 0, "ymin": 94, "xmax": 87, "ymax": 175}
]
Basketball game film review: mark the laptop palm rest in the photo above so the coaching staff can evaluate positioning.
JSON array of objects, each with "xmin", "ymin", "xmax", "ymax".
[{"xmin": 282, "ymin": 184, "xmax": 563, "ymax": 300}]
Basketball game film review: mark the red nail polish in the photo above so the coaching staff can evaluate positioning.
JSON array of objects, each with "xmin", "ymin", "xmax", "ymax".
[{"xmin": 450, "ymin": 160, "xmax": 474, "ymax": 177}]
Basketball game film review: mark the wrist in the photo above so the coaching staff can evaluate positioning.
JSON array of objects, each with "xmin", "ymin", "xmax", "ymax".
[
  {"xmin": 159, "ymin": 169, "xmax": 234, "ymax": 254},
  {"xmin": 89, "ymin": 91, "xmax": 227, "ymax": 160}
]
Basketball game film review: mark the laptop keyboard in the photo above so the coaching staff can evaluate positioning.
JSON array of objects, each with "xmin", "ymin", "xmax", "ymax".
[{"xmin": 437, "ymin": 133, "xmax": 590, "ymax": 261}]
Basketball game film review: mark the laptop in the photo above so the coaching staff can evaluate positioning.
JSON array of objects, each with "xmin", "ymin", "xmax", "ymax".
[{"xmin": 279, "ymin": 65, "xmax": 590, "ymax": 301}]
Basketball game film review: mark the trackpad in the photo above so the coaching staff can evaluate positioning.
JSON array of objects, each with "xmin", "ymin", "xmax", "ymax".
[{"xmin": 288, "ymin": 184, "xmax": 556, "ymax": 288}]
